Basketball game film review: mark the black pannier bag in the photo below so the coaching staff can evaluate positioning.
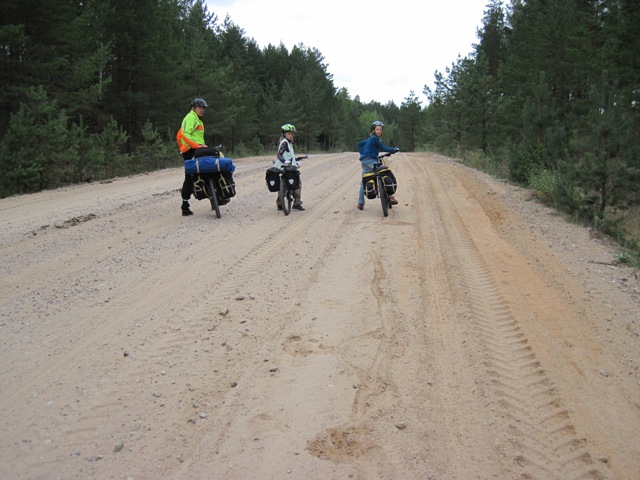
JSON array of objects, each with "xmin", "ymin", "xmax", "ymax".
[
  {"xmin": 265, "ymin": 167, "xmax": 280, "ymax": 192},
  {"xmin": 362, "ymin": 172, "xmax": 377, "ymax": 199},
  {"xmin": 192, "ymin": 176, "xmax": 208, "ymax": 200},
  {"xmin": 379, "ymin": 167, "xmax": 397, "ymax": 195},
  {"xmin": 193, "ymin": 146, "xmax": 220, "ymax": 158},
  {"xmin": 218, "ymin": 172, "xmax": 236, "ymax": 198},
  {"xmin": 283, "ymin": 169, "xmax": 300, "ymax": 189}
]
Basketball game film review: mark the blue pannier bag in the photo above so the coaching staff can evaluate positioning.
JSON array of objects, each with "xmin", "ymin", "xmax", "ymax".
[{"xmin": 184, "ymin": 157, "xmax": 236, "ymax": 175}]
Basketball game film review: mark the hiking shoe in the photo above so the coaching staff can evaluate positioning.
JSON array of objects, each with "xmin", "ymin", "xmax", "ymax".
[
  {"xmin": 389, "ymin": 197, "xmax": 398, "ymax": 205},
  {"xmin": 356, "ymin": 204, "xmax": 364, "ymax": 210},
  {"xmin": 182, "ymin": 208, "xmax": 193, "ymax": 216},
  {"xmin": 292, "ymin": 204, "xmax": 305, "ymax": 211}
]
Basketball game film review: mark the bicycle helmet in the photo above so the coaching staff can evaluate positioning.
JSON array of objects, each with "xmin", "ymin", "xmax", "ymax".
[
  {"xmin": 370, "ymin": 120, "xmax": 384, "ymax": 130},
  {"xmin": 191, "ymin": 98, "xmax": 208, "ymax": 108},
  {"xmin": 281, "ymin": 123, "xmax": 297, "ymax": 133}
]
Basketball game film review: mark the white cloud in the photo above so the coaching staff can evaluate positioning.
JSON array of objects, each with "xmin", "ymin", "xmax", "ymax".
[{"xmin": 207, "ymin": 0, "xmax": 486, "ymax": 105}]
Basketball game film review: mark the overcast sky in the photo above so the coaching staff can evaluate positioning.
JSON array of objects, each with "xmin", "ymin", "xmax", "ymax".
[{"xmin": 206, "ymin": 0, "xmax": 488, "ymax": 106}]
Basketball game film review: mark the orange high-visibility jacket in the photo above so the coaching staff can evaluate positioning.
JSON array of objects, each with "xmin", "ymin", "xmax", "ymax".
[{"xmin": 176, "ymin": 110, "xmax": 205, "ymax": 153}]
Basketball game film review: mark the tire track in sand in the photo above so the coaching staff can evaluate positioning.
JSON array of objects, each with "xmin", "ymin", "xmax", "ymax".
[
  {"xmin": 413, "ymin": 158, "xmax": 608, "ymax": 479},
  {"xmin": 2, "ymin": 156, "xmax": 361, "ymax": 479}
]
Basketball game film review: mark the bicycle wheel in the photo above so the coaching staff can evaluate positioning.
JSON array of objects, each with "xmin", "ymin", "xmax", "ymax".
[
  {"xmin": 285, "ymin": 189, "xmax": 293, "ymax": 214},
  {"xmin": 206, "ymin": 177, "xmax": 221, "ymax": 218},
  {"xmin": 278, "ymin": 178, "xmax": 290, "ymax": 215},
  {"xmin": 378, "ymin": 176, "xmax": 389, "ymax": 217},
  {"xmin": 282, "ymin": 185, "xmax": 293, "ymax": 215}
]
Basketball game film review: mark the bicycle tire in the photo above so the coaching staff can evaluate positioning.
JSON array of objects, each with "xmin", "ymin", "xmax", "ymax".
[
  {"xmin": 378, "ymin": 176, "xmax": 389, "ymax": 217},
  {"xmin": 278, "ymin": 178, "xmax": 291, "ymax": 215},
  {"xmin": 285, "ymin": 188, "xmax": 293, "ymax": 215},
  {"xmin": 206, "ymin": 177, "xmax": 221, "ymax": 218}
]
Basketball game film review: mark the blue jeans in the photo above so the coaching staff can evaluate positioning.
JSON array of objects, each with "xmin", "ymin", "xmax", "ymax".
[{"xmin": 358, "ymin": 157, "xmax": 377, "ymax": 205}]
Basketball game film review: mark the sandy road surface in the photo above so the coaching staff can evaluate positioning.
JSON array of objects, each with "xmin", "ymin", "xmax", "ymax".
[{"xmin": 1, "ymin": 153, "xmax": 639, "ymax": 479}]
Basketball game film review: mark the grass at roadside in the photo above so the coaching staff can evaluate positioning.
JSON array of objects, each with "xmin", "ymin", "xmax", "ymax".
[{"xmin": 450, "ymin": 148, "xmax": 640, "ymax": 267}]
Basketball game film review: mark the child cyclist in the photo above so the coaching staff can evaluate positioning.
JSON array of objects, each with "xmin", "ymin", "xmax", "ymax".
[
  {"xmin": 356, "ymin": 120, "xmax": 399, "ymax": 210},
  {"xmin": 274, "ymin": 123, "xmax": 305, "ymax": 211}
]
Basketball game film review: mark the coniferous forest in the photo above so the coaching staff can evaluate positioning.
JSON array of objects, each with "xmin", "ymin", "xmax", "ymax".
[{"xmin": 1, "ymin": 0, "xmax": 638, "ymax": 252}]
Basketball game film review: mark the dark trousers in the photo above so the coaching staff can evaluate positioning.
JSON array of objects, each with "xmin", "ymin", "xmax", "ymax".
[{"xmin": 181, "ymin": 150, "xmax": 195, "ymax": 201}]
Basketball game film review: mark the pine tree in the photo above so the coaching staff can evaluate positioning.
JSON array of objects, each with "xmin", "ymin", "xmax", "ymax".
[
  {"xmin": 398, "ymin": 92, "xmax": 423, "ymax": 152},
  {"xmin": 0, "ymin": 87, "xmax": 70, "ymax": 195},
  {"xmin": 565, "ymin": 72, "xmax": 638, "ymax": 220}
]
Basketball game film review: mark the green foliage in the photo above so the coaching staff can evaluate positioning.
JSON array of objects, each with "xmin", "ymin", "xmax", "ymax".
[
  {"xmin": 94, "ymin": 119, "xmax": 130, "ymax": 178},
  {"xmin": 0, "ymin": 86, "xmax": 70, "ymax": 195},
  {"xmin": 462, "ymin": 149, "xmax": 507, "ymax": 178},
  {"xmin": 567, "ymin": 72, "xmax": 638, "ymax": 217},
  {"xmin": 614, "ymin": 251, "xmax": 631, "ymax": 265},
  {"xmin": 233, "ymin": 137, "xmax": 267, "ymax": 157},
  {"xmin": 527, "ymin": 168, "xmax": 559, "ymax": 204},
  {"xmin": 508, "ymin": 141, "xmax": 545, "ymax": 184},
  {"xmin": 398, "ymin": 92, "xmax": 423, "ymax": 151},
  {"xmin": 137, "ymin": 120, "xmax": 173, "ymax": 171}
]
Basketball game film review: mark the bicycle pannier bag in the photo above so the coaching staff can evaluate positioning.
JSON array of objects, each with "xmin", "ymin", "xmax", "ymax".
[
  {"xmin": 379, "ymin": 167, "xmax": 397, "ymax": 195},
  {"xmin": 283, "ymin": 169, "xmax": 300, "ymax": 189},
  {"xmin": 362, "ymin": 172, "xmax": 377, "ymax": 199},
  {"xmin": 218, "ymin": 172, "xmax": 236, "ymax": 198},
  {"xmin": 265, "ymin": 167, "xmax": 280, "ymax": 192},
  {"xmin": 193, "ymin": 146, "xmax": 220, "ymax": 158},
  {"xmin": 193, "ymin": 176, "xmax": 208, "ymax": 200}
]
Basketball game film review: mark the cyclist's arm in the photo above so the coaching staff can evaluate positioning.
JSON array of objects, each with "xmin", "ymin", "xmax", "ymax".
[
  {"xmin": 274, "ymin": 141, "xmax": 290, "ymax": 168},
  {"xmin": 372, "ymin": 136, "xmax": 396, "ymax": 154}
]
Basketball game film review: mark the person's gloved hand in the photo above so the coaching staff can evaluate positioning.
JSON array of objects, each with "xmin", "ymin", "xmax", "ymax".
[{"xmin": 394, "ymin": 147, "xmax": 400, "ymax": 152}]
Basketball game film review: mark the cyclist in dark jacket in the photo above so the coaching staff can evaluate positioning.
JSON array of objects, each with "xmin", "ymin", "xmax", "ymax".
[{"xmin": 356, "ymin": 120, "xmax": 399, "ymax": 210}]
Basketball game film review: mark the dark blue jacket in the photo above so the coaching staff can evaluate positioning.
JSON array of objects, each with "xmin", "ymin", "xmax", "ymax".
[{"xmin": 357, "ymin": 134, "xmax": 396, "ymax": 160}]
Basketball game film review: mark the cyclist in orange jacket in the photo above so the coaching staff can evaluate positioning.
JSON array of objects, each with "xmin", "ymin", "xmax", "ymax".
[{"xmin": 176, "ymin": 98, "xmax": 208, "ymax": 216}]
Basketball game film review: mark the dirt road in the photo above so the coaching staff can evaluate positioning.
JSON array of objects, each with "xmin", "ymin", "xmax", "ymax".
[{"xmin": 1, "ymin": 153, "xmax": 639, "ymax": 479}]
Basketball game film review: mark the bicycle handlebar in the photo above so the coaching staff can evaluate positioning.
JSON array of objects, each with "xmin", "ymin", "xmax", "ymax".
[{"xmin": 279, "ymin": 155, "xmax": 307, "ymax": 170}]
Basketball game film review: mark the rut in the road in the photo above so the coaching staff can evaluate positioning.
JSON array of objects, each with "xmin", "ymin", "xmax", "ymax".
[{"xmin": 425, "ymin": 162, "xmax": 609, "ymax": 480}]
